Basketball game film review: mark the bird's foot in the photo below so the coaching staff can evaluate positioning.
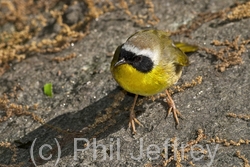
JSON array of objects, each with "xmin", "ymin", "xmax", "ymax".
[
  {"xmin": 128, "ymin": 111, "xmax": 143, "ymax": 134},
  {"xmin": 165, "ymin": 90, "xmax": 183, "ymax": 128}
]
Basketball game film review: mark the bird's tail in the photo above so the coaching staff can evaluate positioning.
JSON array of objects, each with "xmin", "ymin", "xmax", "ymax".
[{"xmin": 174, "ymin": 42, "xmax": 198, "ymax": 53}]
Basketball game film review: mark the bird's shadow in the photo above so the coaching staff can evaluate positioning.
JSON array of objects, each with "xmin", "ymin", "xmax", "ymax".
[{"xmin": 7, "ymin": 88, "xmax": 142, "ymax": 166}]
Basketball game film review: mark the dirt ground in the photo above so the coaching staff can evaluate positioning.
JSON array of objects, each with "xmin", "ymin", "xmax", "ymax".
[{"xmin": 0, "ymin": 0, "xmax": 250, "ymax": 167}]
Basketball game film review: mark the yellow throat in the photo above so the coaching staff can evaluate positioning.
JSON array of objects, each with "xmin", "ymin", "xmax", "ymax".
[{"xmin": 111, "ymin": 61, "xmax": 181, "ymax": 96}]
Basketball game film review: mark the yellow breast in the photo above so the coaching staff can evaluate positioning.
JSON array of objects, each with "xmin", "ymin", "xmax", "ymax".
[{"xmin": 111, "ymin": 63, "xmax": 180, "ymax": 96}]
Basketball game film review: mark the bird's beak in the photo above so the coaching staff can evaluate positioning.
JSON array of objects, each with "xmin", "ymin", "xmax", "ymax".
[{"xmin": 114, "ymin": 58, "xmax": 126, "ymax": 67}]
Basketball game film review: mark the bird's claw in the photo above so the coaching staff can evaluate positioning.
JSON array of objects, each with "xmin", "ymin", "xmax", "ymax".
[{"xmin": 128, "ymin": 113, "xmax": 143, "ymax": 134}]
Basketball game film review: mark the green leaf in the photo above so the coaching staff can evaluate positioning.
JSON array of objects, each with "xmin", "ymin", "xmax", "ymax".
[{"xmin": 43, "ymin": 83, "xmax": 53, "ymax": 97}]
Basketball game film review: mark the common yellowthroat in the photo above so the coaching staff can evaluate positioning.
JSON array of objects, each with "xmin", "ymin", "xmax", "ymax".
[{"xmin": 110, "ymin": 29, "xmax": 197, "ymax": 133}]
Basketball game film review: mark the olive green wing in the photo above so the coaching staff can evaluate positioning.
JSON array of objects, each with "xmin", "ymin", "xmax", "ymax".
[{"xmin": 170, "ymin": 45, "xmax": 189, "ymax": 66}]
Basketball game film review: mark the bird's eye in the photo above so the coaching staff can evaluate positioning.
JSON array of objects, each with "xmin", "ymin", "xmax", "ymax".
[{"xmin": 133, "ymin": 56, "xmax": 142, "ymax": 62}]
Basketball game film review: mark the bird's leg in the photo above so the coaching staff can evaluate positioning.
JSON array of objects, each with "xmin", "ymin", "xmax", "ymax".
[
  {"xmin": 128, "ymin": 94, "xmax": 143, "ymax": 134},
  {"xmin": 165, "ymin": 90, "xmax": 183, "ymax": 128}
]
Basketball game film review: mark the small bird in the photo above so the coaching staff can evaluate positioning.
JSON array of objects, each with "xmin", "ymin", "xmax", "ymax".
[{"xmin": 110, "ymin": 29, "xmax": 197, "ymax": 134}]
